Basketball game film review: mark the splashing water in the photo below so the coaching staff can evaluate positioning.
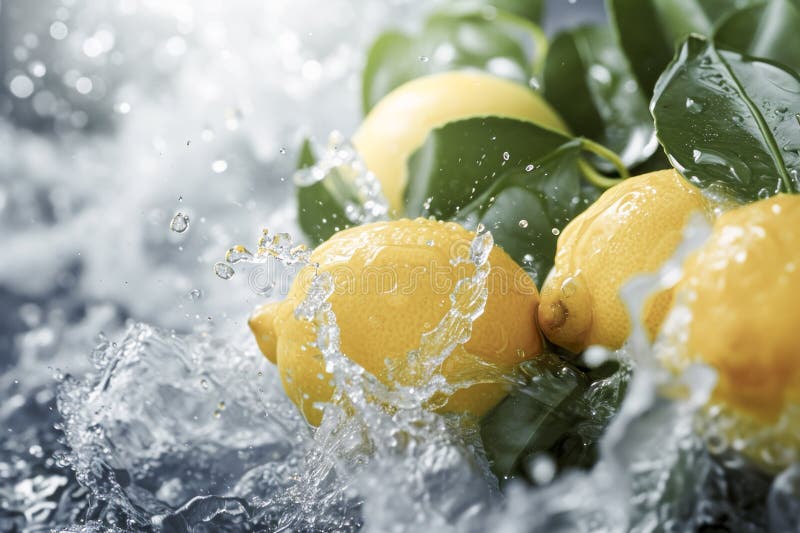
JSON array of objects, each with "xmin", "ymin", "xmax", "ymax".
[
  {"xmin": 294, "ymin": 131, "xmax": 390, "ymax": 227},
  {"xmin": 2, "ymin": 1, "xmax": 798, "ymax": 531}
]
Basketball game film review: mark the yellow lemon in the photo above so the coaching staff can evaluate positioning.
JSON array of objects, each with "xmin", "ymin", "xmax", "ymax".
[
  {"xmin": 352, "ymin": 71, "xmax": 568, "ymax": 214},
  {"xmin": 538, "ymin": 169, "xmax": 713, "ymax": 353},
  {"xmin": 249, "ymin": 218, "xmax": 543, "ymax": 425},
  {"xmin": 661, "ymin": 194, "xmax": 800, "ymax": 470}
]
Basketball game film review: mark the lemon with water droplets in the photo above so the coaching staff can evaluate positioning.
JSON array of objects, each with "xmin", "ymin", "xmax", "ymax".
[
  {"xmin": 537, "ymin": 169, "xmax": 713, "ymax": 353},
  {"xmin": 352, "ymin": 71, "xmax": 568, "ymax": 215},
  {"xmin": 249, "ymin": 218, "xmax": 543, "ymax": 426},
  {"xmin": 660, "ymin": 194, "xmax": 800, "ymax": 471}
]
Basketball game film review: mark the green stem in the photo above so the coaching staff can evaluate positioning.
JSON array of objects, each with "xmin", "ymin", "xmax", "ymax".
[{"xmin": 578, "ymin": 138, "xmax": 629, "ymax": 189}]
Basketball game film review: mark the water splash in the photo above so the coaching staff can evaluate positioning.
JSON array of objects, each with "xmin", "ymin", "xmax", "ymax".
[{"xmin": 294, "ymin": 131, "xmax": 389, "ymax": 226}]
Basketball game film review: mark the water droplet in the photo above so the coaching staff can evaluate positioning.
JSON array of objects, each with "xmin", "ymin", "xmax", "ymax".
[
  {"xmin": 187, "ymin": 289, "xmax": 202, "ymax": 301},
  {"xmin": 9, "ymin": 75, "xmax": 34, "ymax": 98},
  {"xmin": 523, "ymin": 253, "xmax": 534, "ymax": 263},
  {"xmin": 49, "ymin": 21, "xmax": 68, "ymax": 40},
  {"xmin": 225, "ymin": 245, "xmax": 253, "ymax": 264},
  {"xmin": 525, "ymin": 164, "xmax": 534, "ymax": 172},
  {"xmin": 551, "ymin": 227, "xmax": 560, "ymax": 236},
  {"xmin": 279, "ymin": 147, "xmax": 286, "ymax": 155},
  {"xmin": 518, "ymin": 219, "xmax": 528, "ymax": 229},
  {"xmin": 169, "ymin": 212, "xmax": 190, "ymax": 233},
  {"xmin": 200, "ymin": 378, "xmax": 208, "ymax": 389},
  {"xmin": 527, "ymin": 453, "xmax": 556, "ymax": 484},
  {"xmin": 214, "ymin": 262, "xmax": 234, "ymax": 280},
  {"xmin": 418, "ymin": 55, "xmax": 429, "ymax": 62},
  {"xmin": 528, "ymin": 77, "xmax": 541, "ymax": 90},
  {"xmin": 589, "ymin": 64, "xmax": 611, "ymax": 84},
  {"xmin": 502, "ymin": 151, "xmax": 510, "ymax": 161},
  {"xmin": 757, "ymin": 187, "xmax": 770, "ymax": 200},
  {"xmin": 685, "ymin": 97, "xmax": 703, "ymax": 114},
  {"xmin": 211, "ymin": 159, "xmax": 228, "ymax": 173}
]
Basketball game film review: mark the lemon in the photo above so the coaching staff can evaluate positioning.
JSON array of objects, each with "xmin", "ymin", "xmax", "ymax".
[
  {"xmin": 538, "ymin": 169, "xmax": 713, "ymax": 353},
  {"xmin": 249, "ymin": 218, "xmax": 543, "ymax": 425},
  {"xmin": 660, "ymin": 194, "xmax": 800, "ymax": 470},
  {"xmin": 352, "ymin": 71, "xmax": 568, "ymax": 215}
]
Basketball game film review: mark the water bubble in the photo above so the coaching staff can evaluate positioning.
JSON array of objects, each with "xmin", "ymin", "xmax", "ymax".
[
  {"xmin": 525, "ymin": 164, "xmax": 534, "ymax": 172},
  {"xmin": 523, "ymin": 253, "xmax": 534, "ymax": 263},
  {"xmin": 757, "ymin": 187, "xmax": 770, "ymax": 200},
  {"xmin": 502, "ymin": 151, "xmax": 510, "ymax": 161},
  {"xmin": 418, "ymin": 55, "xmax": 429, "ymax": 62},
  {"xmin": 213, "ymin": 262, "xmax": 234, "ymax": 280},
  {"xmin": 279, "ymin": 148, "xmax": 287, "ymax": 155},
  {"xmin": 169, "ymin": 212, "xmax": 190, "ymax": 233},
  {"xmin": 211, "ymin": 160, "xmax": 228, "ymax": 173},
  {"xmin": 551, "ymin": 227, "xmax": 560, "ymax": 236},
  {"xmin": 49, "ymin": 21, "xmax": 68, "ymax": 40},
  {"xmin": 528, "ymin": 77, "xmax": 541, "ymax": 90},
  {"xmin": 115, "ymin": 101, "xmax": 131, "ymax": 114},
  {"xmin": 28, "ymin": 61, "xmax": 47, "ymax": 78},
  {"xmin": 518, "ymin": 219, "xmax": 528, "ymax": 229},
  {"xmin": 9, "ymin": 75, "xmax": 34, "ymax": 98},
  {"xmin": 75, "ymin": 76, "xmax": 93, "ymax": 95}
]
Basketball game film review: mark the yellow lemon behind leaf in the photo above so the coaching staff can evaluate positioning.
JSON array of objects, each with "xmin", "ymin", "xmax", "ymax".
[{"xmin": 352, "ymin": 71, "xmax": 568, "ymax": 214}]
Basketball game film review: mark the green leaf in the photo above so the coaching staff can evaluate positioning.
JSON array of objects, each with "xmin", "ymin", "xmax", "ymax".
[
  {"xmin": 295, "ymin": 139, "xmax": 377, "ymax": 245},
  {"xmin": 404, "ymin": 116, "xmax": 571, "ymax": 220},
  {"xmin": 404, "ymin": 117, "xmax": 605, "ymax": 283},
  {"xmin": 296, "ymin": 140, "xmax": 346, "ymax": 245},
  {"xmin": 480, "ymin": 353, "xmax": 630, "ymax": 482},
  {"xmin": 715, "ymin": 0, "xmax": 800, "ymax": 74},
  {"xmin": 456, "ymin": 142, "xmax": 600, "ymax": 286},
  {"xmin": 652, "ymin": 36, "xmax": 800, "ymax": 201},
  {"xmin": 362, "ymin": 7, "xmax": 546, "ymax": 114},
  {"xmin": 543, "ymin": 25, "xmax": 657, "ymax": 169},
  {"xmin": 607, "ymin": 0, "xmax": 761, "ymax": 95},
  {"xmin": 486, "ymin": 0, "xmax": 545, "ymax": 22}
]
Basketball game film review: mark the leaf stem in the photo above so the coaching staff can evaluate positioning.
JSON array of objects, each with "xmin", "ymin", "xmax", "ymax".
[{"xmin": 578, "ymin": 138, "xmax": 629, "ymax": 189}]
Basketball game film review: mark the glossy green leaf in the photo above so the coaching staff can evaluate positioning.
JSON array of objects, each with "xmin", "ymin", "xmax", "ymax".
[
  {"xmin": 480, "ymin": 353, "xmax": 629, "ymax": 483},
  {"xmin": 295, "ymin": 140, "xmax": 352, "ymax": 245},
  {"xmin": 544, "ymin": 25, "xmax": 657, "ymax": 169},
  {"xmin": 456, "ymin": 142, "xmax": 600, "ymax": 286},
  {"xmin": 652, "ymin": 36, "xmax": 800, "ymax": 201},
  {"xmin": 404, "ymin": 116, "xmax": 571, "ymax": 220},
  {"xmin": 487, "ymin": 0, "xmax": 545, "ymax": 22},
  {"xmin": 362, "ymin": 7, "xmax": 546, "ymax": 114},
  {"xmin": 715, "ymin": 0, "xmax": 800, "ymax": 74},
  {"xmin": 607, "ymin": 0, "xmax": 761, "ymax": 95}
]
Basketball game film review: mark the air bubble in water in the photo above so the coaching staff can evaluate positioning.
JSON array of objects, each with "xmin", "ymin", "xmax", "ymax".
[
  {"xmin": 170, "ymin": 212, "xmax": 190, "ymax": 233},
  {"xmin": 551, "ymin": 227, "xmax": 560, "ymax": 236},
  {"xmin": 518, "ymin": 219, "xmax": 528, "ymax": 228},
  {"xmin": 502, "ymin": 151, "xmax": 510, "ymax": 161},
  {"xmin": 213, "ymin": 262, "xmax": 234, "ymax": 280}
]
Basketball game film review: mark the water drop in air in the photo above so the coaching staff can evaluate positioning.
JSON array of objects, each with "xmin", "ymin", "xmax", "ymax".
[
  {"xmin": 169, "ymin": 212, "xmax": 190, "ymax": 233},
  {"xmin": 213, "ymin": 262, "xmax": 234, "ymax": 280}
]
